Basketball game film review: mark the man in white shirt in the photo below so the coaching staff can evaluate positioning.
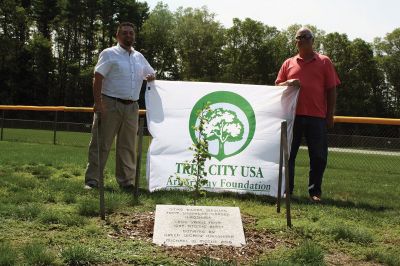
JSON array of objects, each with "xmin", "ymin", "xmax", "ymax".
[{"xmin": 84, "ymin": 22, "xmax": 155, "ymax": 190}]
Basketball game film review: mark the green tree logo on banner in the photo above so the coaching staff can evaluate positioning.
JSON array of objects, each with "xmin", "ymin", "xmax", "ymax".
[
  {"xmin": 204, "ymin": 108, "xmax": 244, "ymax": 160},
  {"xmin": 189, "ymin": 91, "xmax": 256, "ymax": 161}
]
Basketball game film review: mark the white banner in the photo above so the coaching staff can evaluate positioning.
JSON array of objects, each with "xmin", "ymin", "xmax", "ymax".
[{"xmin": 145, "ymin": 80, "xmax": 298, "ymax": 196}]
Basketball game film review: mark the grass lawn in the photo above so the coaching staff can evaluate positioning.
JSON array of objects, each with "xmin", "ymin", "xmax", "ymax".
[{"xmin": 0, "ymin": 129, "xmax": 399, "ymax": 265}]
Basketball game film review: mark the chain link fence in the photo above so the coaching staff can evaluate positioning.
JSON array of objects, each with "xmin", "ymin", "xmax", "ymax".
[
  {"xmin": 1, "ymin": 112, "xmax": 399, "ymax": 175},
  {"xmin": 296, "ymin": 123, "xmax": 400, "ymax": 175}
]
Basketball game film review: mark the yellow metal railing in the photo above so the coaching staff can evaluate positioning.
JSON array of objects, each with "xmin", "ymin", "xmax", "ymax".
[
  {"xmin": 0, "ymin": 105, "xmax": 399, "ymax": 145},
  {"xmin": 0, "ymin": 105, "xmax": 147, "ymax": 144},
  {"xmin": 334, "ymin": 116, "xmax": 400, "ymax": 126},
  {"xmin": 0, "ymin": 105, "xmax": 399, "ymax": 125},
  {"xmin": 0, "ymin": 105, "xmax": 146, "ymax": 115}
]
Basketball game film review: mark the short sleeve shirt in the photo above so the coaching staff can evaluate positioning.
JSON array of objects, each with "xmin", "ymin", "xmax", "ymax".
[
  {"xmin": 275, "ymin": 53, "xmax": 340, "ymax": 118},
  {"xmin": 95, "ymin": 44, "xmax": 155, "ymax": 101}
]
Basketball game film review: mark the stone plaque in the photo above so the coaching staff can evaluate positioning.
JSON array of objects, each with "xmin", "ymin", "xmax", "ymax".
[{"xmin": 153, "ymin": 205, "xmax": 246, "ymax": 247}]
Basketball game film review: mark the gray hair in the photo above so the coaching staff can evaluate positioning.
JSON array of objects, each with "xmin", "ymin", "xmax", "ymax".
[{"xmin": 297, "ymin": 27, "xmax": 314, "ymax": 39}]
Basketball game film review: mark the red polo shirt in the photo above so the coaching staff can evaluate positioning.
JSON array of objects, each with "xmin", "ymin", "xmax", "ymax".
[{"xmin": 275, "ymin": 53, "xmax": 340, "ymax": 118}]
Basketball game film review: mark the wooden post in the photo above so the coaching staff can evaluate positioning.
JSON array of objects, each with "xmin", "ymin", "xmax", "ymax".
[
  {"xmin": 277, "ymin": 122, "xmax": 284, "ymax": 213},
  {"xmin": 281, "ymin": 121, "xmax": 292, "ymax": 227},
  {"xmin": 97, "ymin": 113, "xmax": 105, "ymax": 220},
  {"xmin": 134, "ymin": 118, "xmax": 145, "ymax": 203}
]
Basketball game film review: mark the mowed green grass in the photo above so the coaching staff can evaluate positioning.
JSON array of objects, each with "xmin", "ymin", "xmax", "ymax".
[{"xmin": 0, "ymin": 128, "xmax": 399, "ymax": 265}]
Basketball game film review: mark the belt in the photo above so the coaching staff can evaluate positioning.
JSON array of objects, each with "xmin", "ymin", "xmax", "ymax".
[{"xmin": 102, "ymin": 94, "xmax": 137, "ymax": 105}]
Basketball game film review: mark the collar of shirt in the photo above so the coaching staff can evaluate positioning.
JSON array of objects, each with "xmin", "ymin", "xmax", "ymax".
[
  {"xmin": 295, "ymin": 52, "xmax": 317, "ymax": 63},
  {"xmin": 116, "ymin": 43, "xmax": 135, "ymax": 55}
]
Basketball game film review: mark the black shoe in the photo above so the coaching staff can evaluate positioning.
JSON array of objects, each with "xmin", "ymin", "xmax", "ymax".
[{"xmin": 120, "ymin": 184, "xmax": 135, "ymax": 192}]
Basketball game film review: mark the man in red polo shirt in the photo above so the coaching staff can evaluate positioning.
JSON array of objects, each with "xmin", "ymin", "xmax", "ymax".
[{"xmin": 275, "ymin": 27, "xmax": 340, "ymax": 202}]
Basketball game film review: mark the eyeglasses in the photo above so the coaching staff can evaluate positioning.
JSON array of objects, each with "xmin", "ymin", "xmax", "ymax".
[{"xmin": 295, "ymin": 34, "xmax": 313, "ymax": 40}]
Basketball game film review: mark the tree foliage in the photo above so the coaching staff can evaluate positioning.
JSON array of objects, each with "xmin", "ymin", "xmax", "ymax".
[
  {"xmin": 222, "ymin": 18, "xmax": 285, "ymax": 84},
  {"xmin": 374, "ymin": 28, "xmax": 400, "ymax": 117},
  {"xmin": 141, "ymin": 2, "xmax": 178, "ymax": 79},
  {"xmin": 0, "ymin": 1, "xmax": 399, "ymax": 119},
  {"xmin": 173, "ymin": 6, "xmax": 225, "ymax": 81}
]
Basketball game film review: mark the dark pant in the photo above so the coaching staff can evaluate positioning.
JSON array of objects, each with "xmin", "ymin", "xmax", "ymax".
[{"xmin": 288, "ymin": 116, "xmax": 328, "ymax": 196}]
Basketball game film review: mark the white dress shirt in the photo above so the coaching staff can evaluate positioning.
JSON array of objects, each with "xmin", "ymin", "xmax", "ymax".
[{"xmin": 94, "ymin": 43, "xmax": 155, "ymax": 101}]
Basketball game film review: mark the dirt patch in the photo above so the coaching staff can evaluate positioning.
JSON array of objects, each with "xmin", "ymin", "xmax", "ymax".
[
  {"xmin": 325, "ymin": 252, "xmax": 381, "ymax": 266},
  {"xmin": 107, "ymin": 211, "xmax": 293, "ymax": 264}
]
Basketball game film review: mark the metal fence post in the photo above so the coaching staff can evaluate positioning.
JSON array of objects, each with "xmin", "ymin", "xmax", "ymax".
[
  {"xmin": 97, "ymin": 113, "xmax": 105, "ymax": 220},
  {"xmin": 277, "ymin": 122, "xmax": 284, "ymax": 213},
  {"xmin": 1, "ymin": 110, "xmax": 4, "ymax": 141},
  {"xmin": 53, "ymin": 111, "xmax": 58, "ymax": 145},
  {"xmin": 281, "ymin": 121, "xmax": 292, "ymax": 228},
  {"xmin": 134, "ymin": 118, "xmax": 145, "ymax": 203}
]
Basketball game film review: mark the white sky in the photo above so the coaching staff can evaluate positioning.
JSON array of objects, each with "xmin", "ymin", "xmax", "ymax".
[{"xmin": 143, "ymin": 0, "xmax": 399, "ymax": 42}]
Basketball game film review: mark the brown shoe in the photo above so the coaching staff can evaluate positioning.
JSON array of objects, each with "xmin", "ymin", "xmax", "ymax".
[{"xmin": 310, "ymin": 195, "xmax": 321, "ymax": 202}]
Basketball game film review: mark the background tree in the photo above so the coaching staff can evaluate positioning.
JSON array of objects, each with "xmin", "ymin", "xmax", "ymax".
[
  {"xmin": 374, "ymin": 28, "xmax": 400, "ymax": 117},
  {"xmin": 321, "ymin": 32, "xmax": 353, "ymax": 116},
  {"xmin": 32, "ymin": 0, "xmax": 58, "ymax": 39},
  {"xmin": 141, "ymin": 2, "xmax": 178, "ymax": 79},
  {"xmin": 222, "ymin": 18, "xmax": 282, "ymax": 84},
  {"xmin": 0, "ymin": 1, "xmax": 399, "ymax": 121},
  {"xmin": 173, "ymin": 6, "xmax": 225, "ymax": 81},
  {"xmin": 347, "ymin": 39, "xmax": 386, "ymax": 116},
  {"xmin": 28, "ymin": 33, "xmax": 56, "ymax": 105},
  {"xmin": 0, "ymin": 0, "xmax": 34, "ymax": 107}
]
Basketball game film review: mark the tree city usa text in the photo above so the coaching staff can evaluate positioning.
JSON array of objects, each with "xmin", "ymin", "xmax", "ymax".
[{"xmin": 167, "ymin": 162, "xmax": 271, "ymax": 192}]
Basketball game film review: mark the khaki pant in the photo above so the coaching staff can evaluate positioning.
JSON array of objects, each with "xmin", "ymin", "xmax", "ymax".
[{"xmin": 85, "ymin": 95, "xmax": 138, "ymax": 187}]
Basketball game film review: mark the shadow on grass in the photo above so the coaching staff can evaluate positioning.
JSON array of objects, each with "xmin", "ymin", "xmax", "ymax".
[
  {"xmin": 290, "ymin": 195, "xmax": 391, "ymax": 212},
  {"xmin": 94, "ymin": 180, "xmax": 393, "ymax": 214},
  {"xmin": 134, "ymin": 188, "xmax": 278, "ymax": 206},
  {"xmin": 87, "ymin": 180, "xmax": 396, "ymax": 216}
]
